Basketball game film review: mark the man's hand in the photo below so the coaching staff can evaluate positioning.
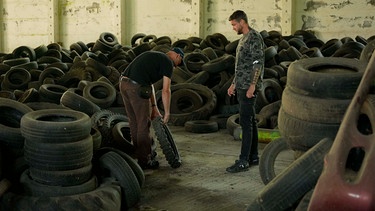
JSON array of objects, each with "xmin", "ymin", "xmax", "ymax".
[
  {"xmin": 247, "ymin": 84, "xmax": 256, "ymax": 98},
  {"xmin": 151, "ymin": 106, "xmax": 162, "ymax": 120},
  {"xmin": 162, "ymin": 113, "xmax": 170, "ymax": 124},
  {"xmin": 227, "ymin": 84, "xmax": 236, "ymax": 96}
]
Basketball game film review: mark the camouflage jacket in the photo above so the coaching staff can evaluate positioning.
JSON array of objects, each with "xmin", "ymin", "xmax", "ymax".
[{"xmin": 233, "ymin": 28, "xmax": 265, "ymax": 91}]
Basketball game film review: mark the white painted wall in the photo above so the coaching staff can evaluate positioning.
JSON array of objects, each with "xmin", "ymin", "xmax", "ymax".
[{"xmin": 0, "ymin": 0, "xmax": 374, "ymax": 53}]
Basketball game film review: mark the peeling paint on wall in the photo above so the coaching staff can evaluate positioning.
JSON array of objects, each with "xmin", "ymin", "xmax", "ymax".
[
  {"xmin": 266, "ymin": 14, "xmax": 281, "ymax": 28},
  {"xmin": 301, "ymin": 15, "xmax": 323, "ymax": 30},
  {"xmin": 206, "ymin": 18, "xmax": 217, "ymax": 31},
  {"xmin": 180, "ymin": 0, "xmax": 192, "ymax": 4},
  {"xmin": 275, "ymin": 0, "xmax": 282, "ymax": 10},
  {"xmin": 330, "ymin": 0, "xmax": 353, "ymax": 9},
  {"xmin": 2, "ymin": 8, "xmax": 8, "ymax": 16},
  {"xmin": 304, "ymin": 1, "xmax": 328, "ymax": 12},
  {"xmin": 86, "ymin": 2, "xmax": 100, "ymax": 13},
  {"xmin": 367, "ymin": 0, "xmax": 375, "ymax": 6},
  {"xmin": 207, "ymin": 0, "xmax": 213, "ymax": 12},
  {"xmin": 62, "ymin": 2, "xmax": 103, "ymax": 16}
]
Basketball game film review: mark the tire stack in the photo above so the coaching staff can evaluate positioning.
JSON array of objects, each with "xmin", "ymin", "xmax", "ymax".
[
  {"xmin": 278, "ymin": 57, "xmax": 368, "ymax": 152},
  {"xmin": 1, "ymin": 109, "xmax": 122, "ymax": 210},
  {"xmin": 20, "ymin": 109, "xmax": 95, "ymax": 197}
]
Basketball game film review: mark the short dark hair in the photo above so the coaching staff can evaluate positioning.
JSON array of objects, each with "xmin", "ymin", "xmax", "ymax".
[{"xmin": 228, "ymin": 10, "xmax": 248, "ymax": 23}]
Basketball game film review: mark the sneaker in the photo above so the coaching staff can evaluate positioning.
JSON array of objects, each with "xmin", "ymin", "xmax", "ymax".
[
  {"xmin": 248, "ymin": 158, "xmax": 259, "ymax": 166},
  {"xmin": 139, "ymin": 159, "xmax": 159, "ymax": 170},
  {"xmin": 226, "ymin": 160, "xmax": 249, "ymax": 173}
]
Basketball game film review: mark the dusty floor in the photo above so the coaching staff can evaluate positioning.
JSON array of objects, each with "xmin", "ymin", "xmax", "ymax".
[{"xmin": 131, "ymin": 125, "xmax": 294, "ymax": 211}]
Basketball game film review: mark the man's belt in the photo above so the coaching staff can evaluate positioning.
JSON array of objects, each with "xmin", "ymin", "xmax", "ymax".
[{"xmin": 120, "ymin": 76, "xmax": 138, "ymax": 85}]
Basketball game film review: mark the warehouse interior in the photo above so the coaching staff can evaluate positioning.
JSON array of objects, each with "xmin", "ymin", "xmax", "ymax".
[{"xmin": 0, "ymin": 0, "xmax": 375, "ymax": 210}]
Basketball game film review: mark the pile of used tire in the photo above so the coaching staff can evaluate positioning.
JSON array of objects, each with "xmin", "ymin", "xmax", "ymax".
[{"xmin": 0, "ymin": 30, "xmax": 374, "ymax": 209}]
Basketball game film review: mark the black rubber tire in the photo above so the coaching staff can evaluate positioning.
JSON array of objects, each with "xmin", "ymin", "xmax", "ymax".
[
  {"xmin": 360, "ymin": 39, "xmax": 375, "ymax": 63},
  {"xmin": 295, "ymin": 188, "xmax": 314, "ymax": 211},
  {"xmin": 278, "ymin": 107, "xmax": 340, "ymax": 151},
  {"xmin": 60, "ymin": 90, "xmax": 101, "ymax": 116},
  {"xmin": 91, "ymin": 109, "xmax": 114, "ymax": 129},
  {"xmin": 111, "ymin": 121, "xmax": 134, "ymax": 153},
  {"xmin": 82, "ymin": 81, "xmax": 116, "ymax": 109},
  {"xmin": 184, "ymin": 70, "xmax": 210, "ymax": 85},
  {"xmin": 259, "ymin": 137, "xmax": 290, "ymax": 185},
  {"xmin": 21, "ymin": 109, "xmax": 91, "ymax": 143},
  {"xmin": 0, "ymin": 179, "xmax": 11, "ymax": 198},
  {"xmin": 287, "ymin": 57, "xmax": 367, "ymax": 99},
  {"xmin": 100, "ymin": 113, "xmax": 129, "ymax": 147},
  {"xmin": 98, "ymin": 151, "xmax": 141, "ymax": 209},
  {"xmin": 2, "ymin": 67, "xmax": 31, "ymax": 91},
  {"xmin": 99, "ymin": 32, "xmax": 119, "ymax": 46},
  {"xmin": 226, "ymin": 113, "xmax": 240, "ymax": 136},
  {"xmin": 247, "ymin": 138, "xmax": 333, "ymax": 211},
  {"xmin": 1, "ymin": 178, "xmax": 121, "ymax": 211},
  {"xmin": 21, "ymin": 169, "xmax": 97, "ymax": 197},
  {"xmin": 201, "ymin": 54, "xmax": 235, "ymax": 74},
  {"xmin": 38, "ymin": 67, "xmax": 65, "ymax": 83},
  {"xmin": 38, "ymin": 84, "xmax": 68, "ymax": 104},
  {"xmin": 94, "ymin": 147, "xmax": 145, "ymax": 188},
  {"xmin": 156, "ymin": 83, "xmax": 217, "ymax": 126},
  {"xmin": 282, "ymin": 86, "xmax": 350, "ymax": 124},
  {"xmin": 184, "ymin": 120, "xmax": 219, "ymax": 133},
  {"xmin": 152, "ymin": 117, "xmax": 182, "ymax": 168},
  {"xmin": 209, "ymin": 113, "xmax": 232, "ymax": 129},
  {"xmin": 0, "ymin": 98, "xmax": 33, "ymax": 148},
  {"xmin": 170, "ymin": 88, "xmax": 204, "ymax": 114},
  {"xmin": 28, "ymin": 164, "xmax": 92, "ymax": 186},
  {"xmin": 256, "ymin": 78, "xmax": 283, "ymax": 113},
  {"xmin": 183, "ymin": 52, "xmax": 210, "ymax": 73},
  {"xmin": 12, "ymin": 45, "xmax": 37, "ymax": 61},
  {"xmin": 24, "ymin": 135, "xmax": 93, "ymax": 171}
]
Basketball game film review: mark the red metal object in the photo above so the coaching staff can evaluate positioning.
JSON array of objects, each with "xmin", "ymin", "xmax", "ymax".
[{"xmin": 308, "ymin": 52, "xmax": 375, "ymax": 210}]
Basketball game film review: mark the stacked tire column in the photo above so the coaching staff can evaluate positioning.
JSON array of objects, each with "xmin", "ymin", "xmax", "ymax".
[
  {"xmin": 20, "ymin": 109, "xmax": 96, "ymax": 197},
  {"xmin": 278, "ymin": 57, "xmax": 368, "ymax": 152}
]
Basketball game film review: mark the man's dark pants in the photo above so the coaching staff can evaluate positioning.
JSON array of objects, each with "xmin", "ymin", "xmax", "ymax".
[{"xmin": 237, "ymin": 89, "xmax": 259, "ymax": 162}]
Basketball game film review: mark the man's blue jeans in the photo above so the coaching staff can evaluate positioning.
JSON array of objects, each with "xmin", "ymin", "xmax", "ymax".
[{"xmin": 237, "ymin": 89, "xmax": 259, "ymax": 162}]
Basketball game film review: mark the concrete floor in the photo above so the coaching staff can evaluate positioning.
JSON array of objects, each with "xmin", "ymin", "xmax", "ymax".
[{"xmin": 131, "ymin": 125, "xmax": 295, "ymax": 211}]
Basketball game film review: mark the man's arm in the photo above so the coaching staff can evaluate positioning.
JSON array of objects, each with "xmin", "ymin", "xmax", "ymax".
[{"xmin": 161, "ymin": 76, "xmax": 171, "ymax": 123}]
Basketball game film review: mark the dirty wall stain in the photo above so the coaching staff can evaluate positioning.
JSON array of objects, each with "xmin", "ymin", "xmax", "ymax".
[
  {"xmin": 86, "ymin": 2, "xmax": 100, "ymax": 13},
  {"xmin": 330, "ymin": 0, "xmax": 353, "ymax": 9},
  {"xmin": 367, "ymin": 0, "xmax": 375, "ymax": 6},
  {"xmin": 275, "ymin": 0, "xmax": 282, "ymax": 10},
  {"xmin": 301, "ymin": 15, "xmax": 323, "ymax": 30},
  {"xmin": 304, "ymin": 0, "xmax": 328, "ymax": 12},
  {"xmin": 266, "ymin": 14, "xmax": 281, "ymax": 29},
  {"xmin": 63, "ymin": 2, "xmax": 102, "ymax": 16},
  {"xmin": 180, "ymin": 0, "xmax": 192, "ymax": 4}
]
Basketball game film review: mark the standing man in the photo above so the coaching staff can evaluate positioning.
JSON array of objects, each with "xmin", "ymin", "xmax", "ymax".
[
  {"xmin": 119, "ymin": 47, "xmax": 184, "ymax": 170},
  {"xmin": 226, "ymin": 10, "xmax": 265, "ymax": 173}
]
